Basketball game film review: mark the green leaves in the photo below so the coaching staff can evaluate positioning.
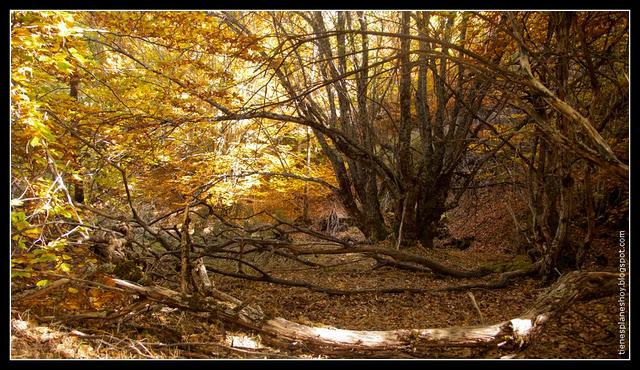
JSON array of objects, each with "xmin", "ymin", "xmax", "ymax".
[
  {"xmin": 30, "ymin": 252, "xmax": 58, "ymax": 264},
  {"xmin": 11, "ymin": 243, "xmax": 75, "ymax": 281},
  {"xmin": 11, "ymin": 211, "xmax": 29, "ymax": 231}
]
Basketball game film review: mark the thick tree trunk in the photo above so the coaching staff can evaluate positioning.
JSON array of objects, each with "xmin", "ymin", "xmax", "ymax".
[
  {"xmin": 111, "ymin": 271, "xmax": 618, "ymax": 355},
  {"xmin": 360, "ymin": 203, "xmax": 389, "ymax": 242},
  {"xmin": 397, "ymin": 12, "xmax": 414, "ymax": 183},
  {"xmin": 538, "ymin": 13, "xmax": 575, "ymax": 281},
  {"xmin": 399, "ymin": 177, "xmax": 450, "ymax": 249}
]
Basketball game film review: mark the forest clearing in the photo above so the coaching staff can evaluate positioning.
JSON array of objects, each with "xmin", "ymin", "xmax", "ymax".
[{"xmin": 10, "ymin": 10, "xmax": 629, "ymax": 359}]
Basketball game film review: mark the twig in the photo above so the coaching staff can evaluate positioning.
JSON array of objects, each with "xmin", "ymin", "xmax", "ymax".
[
  {"xmin": 42, "ymin": 147, "xmax": 87, "ymax": 239},
  {"xmin": 395, "ymin": 196, "xmax": 408, "ymax": 250},
  {"xmin": 133, "ymin": 340, "xmax": 154, "ymax": 357},
  {"xmin": 13, "ymin": 278, "xmax": 70, "ymax": 302},
  {"xmin": 128, "ymin": 339, "xmax": 153, "ymax": 358},
  {"xmin": 467, "ymin": 291, "xmax": 485, "ymax": 325},
  {"xmin": 37, "ymin": 311, "xmax": 110, "ymax": 321},
  {"xmin": 443, "ymin": 262, "xmax": 540, "ymax": 291},
  {"xmin": 11, "ymin": 269, "xmax": 127, "ymax": 293}
]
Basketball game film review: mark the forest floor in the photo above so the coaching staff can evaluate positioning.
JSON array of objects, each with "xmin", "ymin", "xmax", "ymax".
[{"xmin": 10, "ymin": 187, "xmax": 625, "ymax": 359}]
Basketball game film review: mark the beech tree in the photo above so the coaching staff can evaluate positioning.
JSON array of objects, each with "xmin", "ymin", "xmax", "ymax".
[{"xmin": 220, "ymin": 11, "xmax": 522, "ymax": 248}]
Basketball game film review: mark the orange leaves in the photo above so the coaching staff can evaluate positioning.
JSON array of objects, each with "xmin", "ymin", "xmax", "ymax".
[
  {"xmin": 87, "ymin": 287, "xmax": 124, "ymax": 310},
  {"xmin": 12, "ymin": 11, "xmax": 336, "ymax": 247}
]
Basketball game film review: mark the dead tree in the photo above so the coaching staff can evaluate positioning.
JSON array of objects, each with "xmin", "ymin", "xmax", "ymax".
[{"xmin": 111, "ymin": 270, "xmax": 618, "ymax": 355}]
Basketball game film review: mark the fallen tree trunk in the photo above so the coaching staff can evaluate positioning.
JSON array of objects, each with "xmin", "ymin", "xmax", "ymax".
[
  {"xmin": 199, "ymin": 259, "xmax": 534, "ymax": 295},
  {"xmin": 110, "ymin": 270, "xmax": 618, "ymax": 354},
  {"xmin": 288, "ymin": 244, "xmax": 494, "ymax": 278},
  {"xmin": 265, "ymin": 214, "xmax": 494, "ymax": 278}
]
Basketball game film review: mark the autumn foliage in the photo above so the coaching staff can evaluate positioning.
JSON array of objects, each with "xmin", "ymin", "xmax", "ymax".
[{"xmin": 10, "ymin": 11, "xmax": 628, "ymax": 359}]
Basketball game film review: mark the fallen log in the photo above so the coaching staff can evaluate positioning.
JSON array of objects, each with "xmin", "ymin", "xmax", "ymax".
[
  {"xmin": 109, "ymin": 270, "xmax": 618, "ymax": 355},
  {"xmin": 287, "ymin": 244, "xmax": 493, "ymax": 278},
  {"xmin": 262, "ymin": 272, "xmax": 618, "ymax": 351},
  {"xmin": 443, "ymin": 262, "xmax": 541, "ymax": 292},
  {"xmin": 269, "ymin": 214, "xmax": 494, "ymax": 278}
]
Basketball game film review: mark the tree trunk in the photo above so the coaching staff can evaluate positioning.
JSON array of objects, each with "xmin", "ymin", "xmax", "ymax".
[
  {"xmin": 539, "ymin": 13, "xmax": 575, "ymax": 281},
  {"xmin": 180, "ymin": 205, "xmax": 192, "ymax": 294},
  {"xmin": 302, "ymin": 126, "xmax": 311, "ymax": 223},
  {"xmin": 399, "ymin": 176, "xmax": 451, "ymax": 249},
  {"xmin": 69, "ymin": 73, "xmax": 84, "ymax": 204},
  {"xmin": 540, "ymin": 174, "xmax": 570, "ymax": 281},
  {"xmin": 576, "ymin": 165, "xmax": 595, "ymax": 268},
  {"xmin": 111, "ymin": 270, "xmax": 618, "ymax": 355},
  {"xmin": 359, "ymin": 188, "xmax": 389, "ymax": 242}
]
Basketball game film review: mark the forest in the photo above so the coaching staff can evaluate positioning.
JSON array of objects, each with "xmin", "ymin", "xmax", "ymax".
[{"xmin": 10, "ymin": 10, "xmax": 629, "ymax": 359}]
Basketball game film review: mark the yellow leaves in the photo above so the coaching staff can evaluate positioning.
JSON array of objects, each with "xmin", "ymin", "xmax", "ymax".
[
  {"xmin": 12, "ymin": 270, "xmax": 32, "ymax": 278},
  {"xmin": 11, "ymin": 211, "xmax": 29, "ymax": 231},
  {"xmin": 57, "ymin": 262, "xmax": 71, "ymax": 273},
  {"xmin": 56, "ymin": 59, "xmax": 73, "ymax": 74},
  {"xmin": 21, "ymin": 228, "xmax": 41, "ymax": 239},
  {"xmin": 36, "ymin": 279, "xmax": 50, "ymax": 287},
  {"xmin": 67, "ymin": 47, "xmax": 87, "ymax": 65},
  {"xmin": 29, "ymin": 136, "xmax": 41, "ymax": 147},
  {"xmin": 32, "ymin": 120, "xmax": 56, "ymax": 142},
  {"xmin": 12, "ymin": 12, "xmax": 337, "ymax": 237},
  {"xmin": 11, "ymin": 256, "xmax": 28, "ymax": 266},
  {"xmin": 12, "ymin": 236, "xmax": 27, "ymax": 251},
  {"xmin": 29, "ymin": 251, "xmax": 57, "ymax": 264},
  {"xmin": 62, "ymin": 297, "xmax": 82, "ymax": 310}
]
